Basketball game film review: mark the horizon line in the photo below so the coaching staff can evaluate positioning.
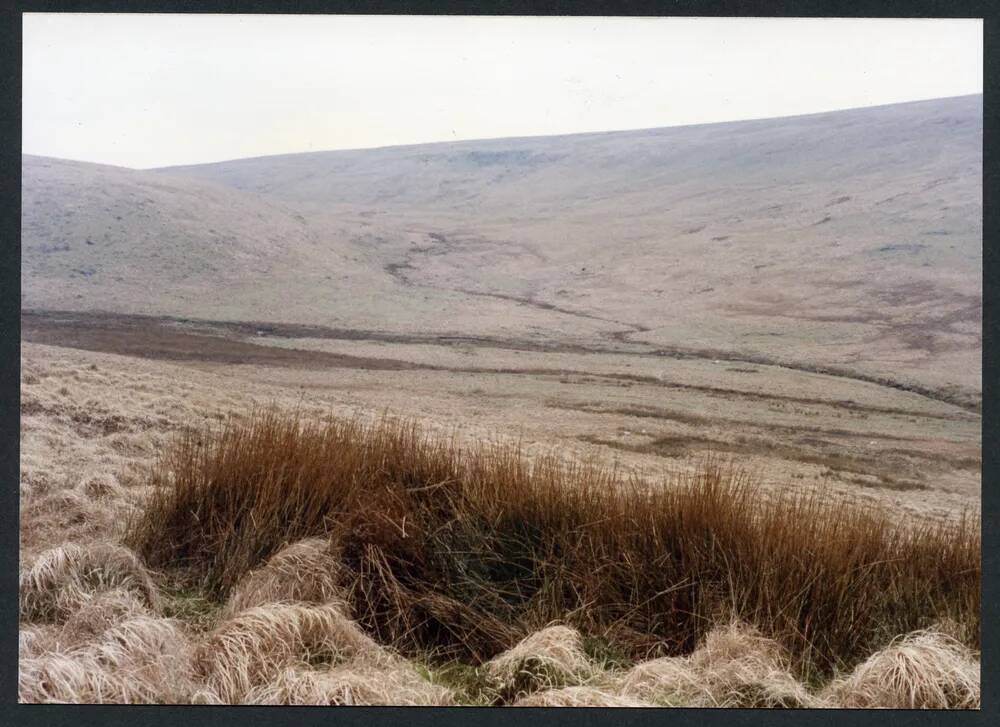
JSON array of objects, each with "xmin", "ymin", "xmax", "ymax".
[{"xmin": 22, "ymin": 92, "xmax": 982, "ymax": 173}]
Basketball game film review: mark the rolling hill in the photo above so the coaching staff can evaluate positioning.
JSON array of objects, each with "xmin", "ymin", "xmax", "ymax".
[{"xmin": 21, "ymin": 94, "xmax": 983, "ymax": 402}]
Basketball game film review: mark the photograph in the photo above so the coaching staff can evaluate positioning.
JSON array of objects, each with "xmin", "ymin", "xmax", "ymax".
[{"xmin": 17, "ymin": 12, "xmax": 983, "ymax": 708}]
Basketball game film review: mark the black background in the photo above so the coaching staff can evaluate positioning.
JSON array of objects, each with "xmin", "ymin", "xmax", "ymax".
[{"xmin": 0, "ymin": 2, "xmax": 994, "ymax": 725}]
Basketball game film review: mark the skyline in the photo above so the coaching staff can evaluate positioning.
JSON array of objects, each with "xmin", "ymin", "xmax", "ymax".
[
  {"xmin": 24, "ymin": 15, "xmax": 983, "ymax": 169},
  {"xmin": 23, "ymin": 92, "xmax": 984, "ymax": 171}
]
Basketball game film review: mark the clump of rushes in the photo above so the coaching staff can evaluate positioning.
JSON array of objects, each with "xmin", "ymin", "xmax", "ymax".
[{"xmin": 127, "ymin": 407, "xmax": 980, "ymax": 679}]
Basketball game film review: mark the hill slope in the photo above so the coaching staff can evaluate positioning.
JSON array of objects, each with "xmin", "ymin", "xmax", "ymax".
[
  {"xmin": 20, "ymin": 156, "xmax": 407, "ymax": 324},
  {"xmin": 22, "ymin": 95, "xmax": 982, "ymax": 399}
]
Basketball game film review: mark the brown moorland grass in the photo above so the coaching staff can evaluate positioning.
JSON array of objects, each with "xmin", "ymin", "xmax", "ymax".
[
  {"xmin": 195, "ymin": 601, "xmax": 385, "ymax": 702},
  {"xmin": 513, "ymin": 686, "xmax": 653, "ymax": 707},
  {"xmin": 481, "ymin": 624, "xmax": 598, "ymax": 702},
  {"xmin": 126, "ymin": 408, "xmax": 980, "ymax": 680},
  {"xmin": 617, "ymin": 621, "xmax": 820, "ymax": 707},
  {"xmin": 20, "ymin": 542, "xmax": 160, "ymax": 624},
  {"xmin": 820, "ymin": 630, "xmax": 981, "ymax": 709},
  {"xmin": 242, "ymin": 661, "xmax": 459, "ymax": 706},
  {"xmin": 18, "ymin": 615, "xmax": 196, "ymax": 703},
  {"xmin": 220, "ymin": 537, "xmax": 345, "ymax": 618}
]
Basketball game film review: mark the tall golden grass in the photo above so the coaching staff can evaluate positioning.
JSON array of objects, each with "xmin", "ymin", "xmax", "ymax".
[{"xmin": 126, "ymin": 408, "xmax": 980, "ymax": 680}]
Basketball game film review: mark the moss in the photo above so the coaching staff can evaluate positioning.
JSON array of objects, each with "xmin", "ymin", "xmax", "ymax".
[
  {"xmin": 416, "ymin": 660, "xmax": 494, "ymax": 705},
  {"xmin": 159, "ymin": 584, "xmax": 220, "ymax": 632},
  {"xmin": 582, "ymin": 635, "xmax": 634, "ymax": 671}
]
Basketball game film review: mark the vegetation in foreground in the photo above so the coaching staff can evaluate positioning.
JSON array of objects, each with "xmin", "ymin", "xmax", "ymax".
[{"xmin": 19, "ymin": 408, "xmax": 980, "ymax": 706}]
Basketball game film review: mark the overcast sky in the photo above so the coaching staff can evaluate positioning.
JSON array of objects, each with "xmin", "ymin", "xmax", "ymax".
[{"xmin": 23, "ymin": 14, "xmax": 983, "ymax": 169}]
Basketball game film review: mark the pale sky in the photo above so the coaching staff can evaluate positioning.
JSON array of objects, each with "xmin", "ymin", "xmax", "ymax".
[{"xmin": 23, "ymin": 14, "xmax": 983, "ymax": 169}]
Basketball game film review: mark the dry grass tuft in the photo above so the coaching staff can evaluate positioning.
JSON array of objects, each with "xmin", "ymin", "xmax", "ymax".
[
  {"xmin": 189, "ymin": 688, "xmax": 226, "ymax": 704},
  {"xmin": 821, "ymin": 630, "xmax": 980, "ymax": 709},
  {"xmin": 18, "ymin": 616, "xmax": 196, "ymax": 703},
  {"xmin": 19, "ymin": 543, "xmax": 159, "ymax": 623},
  {"xmin": 619, "ymin": 622, "xmax": 818, "ymax": 708},
  {"xmin": 514, "ymin": 685, "xmax": 653, "ymax": 707},
  {"xmin": 243, "ymin": 662, "xmax": 458, "ymax": 705},
  {"xmin": 81, "ymin": 473, "xmax": 125, "ymax": 501},
  {"xmin": 18, "ymin": 624, "xmax": 60, "ymax": 660},
  {"xmin": 483, "ymin": 625, "xmax": 597, "ymax": 702},
  {"xmin": 196, "ymin": 601, "xmax": 387, "ymax": 702},
  {"xmin": 57, "ymin": 587, "xmax": 152, "ymax": 646},
  {"xmin": 222, "ymin": 537, "xmax": 345, "ymax": 618}
]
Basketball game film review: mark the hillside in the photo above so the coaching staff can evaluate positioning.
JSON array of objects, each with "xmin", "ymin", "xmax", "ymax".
[
  {"xmin": 20, "ymin": 156, "xmax": 406, "ymax": 326},
  {"xmin": 21, "ymin": 95, "xmax": 982, "ymax": 401}
]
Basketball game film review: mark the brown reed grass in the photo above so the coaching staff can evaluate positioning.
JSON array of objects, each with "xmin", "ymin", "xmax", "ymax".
[{"xmin": 127, "ymin": 408, "xmax": 980, "ymax": 680}]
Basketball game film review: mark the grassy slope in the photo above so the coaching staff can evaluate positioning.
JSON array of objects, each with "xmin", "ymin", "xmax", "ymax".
[{"xmin": 22, "ymin": 95, "xmax": 983, "ymax": 396}]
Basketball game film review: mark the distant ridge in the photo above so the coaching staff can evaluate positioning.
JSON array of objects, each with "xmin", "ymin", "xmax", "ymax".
[{"xmin": 152, "ymin": 94, "xmax": 982, "ymax": 172}]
